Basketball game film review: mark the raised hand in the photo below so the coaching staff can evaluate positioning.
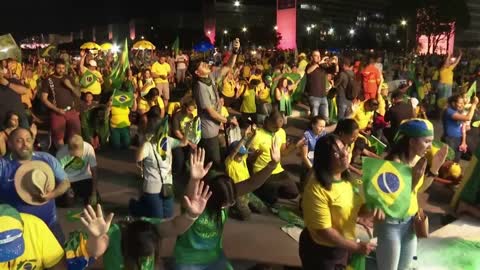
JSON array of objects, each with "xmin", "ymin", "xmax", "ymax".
[
  {"xmin": 184, "ymin": 180, "xmax": 212, "ymax": 218},
  {"xmin": 190, "ymin": 148, "xmax": 213, "ymax": 181},
  {"xmin": 430, "ymin": 145, "xmax": 448, "ymax": 175},
  {"xmin": 80, "ymin": 204, "xmax": 114, "ymax": 238},
  {"xmin": 413, "ymin": 157, "xmax": 428, "ymax": 189}
]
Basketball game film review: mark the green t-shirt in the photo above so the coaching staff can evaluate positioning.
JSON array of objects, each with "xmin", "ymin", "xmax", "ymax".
[
  {"xmin": 174, "ymin": 209, "xmax": 228, "ymax": 264},
  {"xmin": 103, "ymin": 218, "xmax": 162, "ymax": 270}
]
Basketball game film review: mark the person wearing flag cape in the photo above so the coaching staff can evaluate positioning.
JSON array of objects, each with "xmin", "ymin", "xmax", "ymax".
[
  {"xmin": 371, "ymin": 119, "xmax": 447, "ymax": 270},
  {"xmin": 79, "ymin": 50, "xmax": 103, "ymax": 100}
]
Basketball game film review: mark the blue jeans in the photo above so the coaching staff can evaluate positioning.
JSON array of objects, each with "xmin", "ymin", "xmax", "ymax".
[
  {"xmin": 442, "ymin": 136, "xmax": 462, "ymax": 162},
  {"xmin": 337, "ymin": 99, "xmax": 352, "ymax": 120},
  {"xmin": 375, "ymin": 216, "xmax": 417, "ymax": 270},
  {"xmin": 308, "ymin": 96, "xmax": 329, "ymax": 120},
  {"xmin": 129, "ymin": 193, "xmax": 174, "ymax": 219},
  {"xmin": 175, "ymin": 254, "xmax": 232, "ymax": 270}
]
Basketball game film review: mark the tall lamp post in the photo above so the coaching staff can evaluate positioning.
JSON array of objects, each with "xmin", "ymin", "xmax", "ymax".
[{"xmin": 401, "ymin": 19, "xmax": 408, "ymax": 52}]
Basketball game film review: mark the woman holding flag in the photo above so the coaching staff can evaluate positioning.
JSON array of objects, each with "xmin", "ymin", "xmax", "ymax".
[{"xmin": 373, "ymin": 119, "xmax": 447, "ymax": 270}]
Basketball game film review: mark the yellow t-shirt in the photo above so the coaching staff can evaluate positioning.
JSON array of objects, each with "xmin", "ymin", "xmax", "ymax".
[
  {"xmin": 151, "ymin": 62, "xmax": 171, "ymax": 84},
  {"xmin": 249, "ymin": 74, "xmax": 262, "ymax": 83},
  {"xmin": 352, "ymin": 102, "xmax": 374, "ymax": 130},
  {"xmin": 240, "ymin": 88, "xmax": 256, "ymax": 113},
  {"xmin": 302, "ymin": 176, "xmax": 363, "ymax": 247},
  {"xmin": 221, "ymin": 106, "xmax": 229, "ymax": 118},
  {"xmin": 251, "ymin": 128, "xmax": 286, "ymax": 174},
  {"xmin": 407, "ymin": 174, "xmax": 424, "ymax": 217},
  {"xmin": 25, "ymin": 73, "xmax": 39, "ymax": 91},
  {"xmin": 439, "ymin": 66, "xmax": 454, "ymax": 85},
  {"xmin": 222, "ymin": 79, "xmax": 236, "ymax": 98},
  {"xmin": 21, "ymin": 89, "xmax": 34, "ymax": 108},
  {"xmin": 81, "ymin": 70, "xmax": 103, "ymax": 95},
  {"xmin": 138, "ymin": 79, "xmax": 155, "ymax": 97},
  {"xmin": 138, "ymin": 97, "xmax": 165, "ymax": 113},
  {"xmin": 110, "ymin": 106, "xmax": 131, "ymax": 128},
  {"xmin": 226, "ymin": 155, "xmax": 250, "ymax": 183},
  {"xmin": 0, "ymin": 213, "xmax": 64, "ymax": 270},
  {"xmin": 256, "ymin": 84, "xmax": 271, "ymax": 103}
]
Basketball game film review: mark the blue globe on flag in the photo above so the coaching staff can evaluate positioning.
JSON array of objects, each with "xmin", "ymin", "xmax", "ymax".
[{"xmin": 377, "ymin": 172, "xmax": 400, "ymax": 194}]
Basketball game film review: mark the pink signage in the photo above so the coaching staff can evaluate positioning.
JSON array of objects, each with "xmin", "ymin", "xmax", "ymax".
[{"xmin": 277, "ymin": 0, "xmax": 297, "ymax": 50}]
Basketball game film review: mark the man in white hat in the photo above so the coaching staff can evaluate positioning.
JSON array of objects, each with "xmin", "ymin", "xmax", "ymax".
[
  {"xmin": 0, "ymin": 128, "xmax": 71, "ymax": 243},
  {"xmin": 56, "ymin": 134, "xmax": 98, "ymax": 206}
]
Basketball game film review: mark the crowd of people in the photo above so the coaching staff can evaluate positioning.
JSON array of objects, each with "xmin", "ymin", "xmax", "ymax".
[{"xmin": 0, "ymin": 35, "xmax": 479, "ymax": 270}]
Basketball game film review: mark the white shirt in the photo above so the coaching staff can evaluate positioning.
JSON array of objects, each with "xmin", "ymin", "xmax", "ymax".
[
  {"xmin": 140, "ymin": 138, "xmax": 180, "ymax": 194},
  {"xmin": 56, "ymin": 142, "xmax": 97, "ymax": 182}
]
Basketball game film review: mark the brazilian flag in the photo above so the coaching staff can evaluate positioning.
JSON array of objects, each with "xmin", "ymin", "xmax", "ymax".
[
  {"xmin": 112, "ymin": 88, "xmax": 134, "ymax": 108},
  {"xmin": 79, "ymin": 70, "xmax": 97, "ymax": 88},
  {"xmin": 368, "ymin": 135, "xmax": 387, "ymax": 156},
  {"xmin": 451, "ymin": 145, "xmax": 480, "ymax": 208},
  {"xmin": 65, "ymin": 231, "xmax": 95, "ymax": 270},
  {"xmin": 362, "ymin": 157, "xmax": 412, "ymax": 219},
  {"xmin": 186, "ymin": 116, "xmax": 201, "ymax": 145},
  {"xmin": 466, "ymin": 81, "xmax": 477, "ymax": 101},
  {"xmin": 41, "ymin": 44, "xmax": 57, "ymax": 58},
  {"xmin": 270, "ymin": 73, "xmax": 307, "ymax": 103},
  {"xmin": 154, "ymin": 116, "xmax": 169, "ymax": 160},
  {"xmin": 108, "ymin": 39, "xmax": 129, "ymax": 90}
]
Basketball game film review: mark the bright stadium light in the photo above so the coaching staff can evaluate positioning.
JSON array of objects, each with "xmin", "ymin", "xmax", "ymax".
[{"xmin": 111, "ymin": 44, "xmax": 120, "ymax": 53}]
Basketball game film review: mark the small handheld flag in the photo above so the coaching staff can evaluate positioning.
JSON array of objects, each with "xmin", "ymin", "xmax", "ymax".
[{"xmin": 362, "ymin": 157, "xmax": 412, "ymax": 219}]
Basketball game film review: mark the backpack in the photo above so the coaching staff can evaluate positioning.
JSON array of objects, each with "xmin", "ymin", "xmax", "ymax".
[{"xmin": 345, "ymin": 72, "xmax": 361, "ymax": 101}]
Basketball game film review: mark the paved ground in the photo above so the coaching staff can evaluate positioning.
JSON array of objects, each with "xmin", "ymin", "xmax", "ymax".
[{"xmin": 55, "ymin": 103, "xmax": 472, "ymax": 269}]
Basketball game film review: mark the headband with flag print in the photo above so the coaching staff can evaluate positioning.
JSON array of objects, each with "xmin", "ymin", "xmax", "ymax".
[{"xmin": 394, "ymin": 118, "xmax": 434, "ymax": 143}]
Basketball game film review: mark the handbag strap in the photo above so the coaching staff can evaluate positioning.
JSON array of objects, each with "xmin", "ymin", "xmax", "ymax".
[{"xmin": 151, "ymin": 143, "xmax": 165, "ymax": 185}]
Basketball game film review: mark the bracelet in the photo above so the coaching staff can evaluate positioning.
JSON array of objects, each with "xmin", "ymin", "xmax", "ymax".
[{"xmin": 184, "ymin": 212, "xmax": 199, "ymax": 221}]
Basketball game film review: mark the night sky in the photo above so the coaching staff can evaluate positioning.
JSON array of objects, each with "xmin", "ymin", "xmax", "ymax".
[
  {"xmin": 1, "ymin": 0, "xmax": 276, "ymax": 37},
  {"xmin": 1, "ymin": 0, "xmax": 204, "ymax": 36}
]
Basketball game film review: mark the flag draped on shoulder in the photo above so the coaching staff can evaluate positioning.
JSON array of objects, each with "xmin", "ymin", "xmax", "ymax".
[
  {"xmin": 362, "ymin": 157, "xmax": 412, "ymax": 219},
  {"xmin": 270, "ymin": 72, "xmax": 306, "ymax": 103},
  {"xmin": 79, "ymin": 70, "xmax": 97, "ymax": 88}
]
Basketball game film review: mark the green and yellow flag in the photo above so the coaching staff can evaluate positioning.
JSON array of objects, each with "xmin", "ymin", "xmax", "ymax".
[
  {"xmin": 451, "ymin": 145, "xmax": 480, "ymax": 208},
  {"xmin": 368, "ymin": 135, "xmax": 387, "ymax": 156},
  {"xmin": 79, "ymin": 70, "xmax": 97, "ymax": 88},
  {"xmin": 154, "ymin": 116, "xmax": 169, "ymax": 160},
  {"xmin": 41, "ymin": 44, "xmax": 57, "ymax": 58},
  {"xmin": 109, "ymin": 39, "xmax": 129, "ymax": 90},
  {"xmin": 171, "ymin": 36, "xmax": 180, "ymax": 56},
  {"xmin": 466, "ymin": 81, "xmax": 477, "ymax": 101},
  {"xmin": 362, "ymin": 157, "xmax": 412, "ymax": 218},
  {"xmin": 111, "ymin": 89, "xmax": 134, "ymax": 108},
  {"xmin": 270, "ymin": 73, "xmax": 306, "ymax": 103}
]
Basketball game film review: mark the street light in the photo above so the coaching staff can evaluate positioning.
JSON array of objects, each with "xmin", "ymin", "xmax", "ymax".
[
  {"xmin": 349, "ymin": 29, "xmax": 355, "ymax": 36},
  {"xmin": 401, "ymin": 19, "xmax": 407, "ymax": 26},
  {"xmin": 141, "ymin": 36, "xmax": 144, "ymax": 39},
  {"xmin": 224, "ymin": 30, "xmax": 228, "ymax": 34},
  {"xmin": 207, "ymin": 30, "xmax": 211, "ymax": 35},
  {"xmin": 311, "ymin": 24, "xmax": 316, "ymax": 28},
  {"xmin": 328, "ymin": 28, "xmax": 334, "ymax": 35},
  {"xmin": 242, "ymin": 27, "xmax": 247, "ymax": 32},
  {"xmin": 234, "ymin": 1, "xmax": 240, "ymax": 7},
  {"xmin": 274, "ymin": 25, "xmax": 278, "ymax": 31},
  {"xmin": 397, "ymin": 40, "xmax": 401, "ymax": 44},
  {"xmin": 306, "ymin": 26, "xmax": 311, "ymax": 33}
]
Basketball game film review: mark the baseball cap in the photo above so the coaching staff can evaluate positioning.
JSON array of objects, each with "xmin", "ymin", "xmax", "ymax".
[
  {"xmin": 229, "ymin": 140, "xmax": 248, "ymax": 155},
  {"xmin": 0, "ymin": 204, "xmax": 25, "ymax": 262}
]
